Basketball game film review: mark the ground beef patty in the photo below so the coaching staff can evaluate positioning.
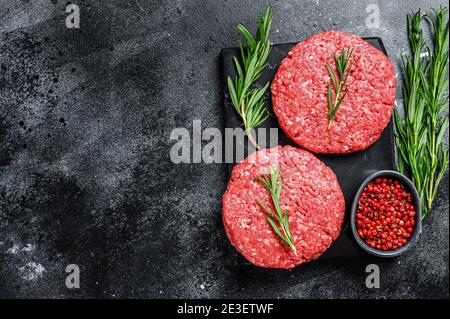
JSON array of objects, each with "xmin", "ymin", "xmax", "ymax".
[
  {"xmin": 271, "ymin": 31, "xmax": 396, "ymax": 153},
  {"xmin": 222, "ymin": 145, "xmax": 345, "ymax": 268}
]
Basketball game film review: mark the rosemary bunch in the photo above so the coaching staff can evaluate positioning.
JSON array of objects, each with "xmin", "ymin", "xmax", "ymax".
[
  {"xmin": 421, "ymin": 7, "xmax": 449, "ymax": 218},
  {"xmin": 254, "ymin": 166, "xmax": 297, "ymax": 253},
  {"xmin": 227, "ymin": 6, "xmax": 272, "ymax": 149},
  {"xmin": 394, "ymin": 7, "xmax": 449, "ymax": 219}
]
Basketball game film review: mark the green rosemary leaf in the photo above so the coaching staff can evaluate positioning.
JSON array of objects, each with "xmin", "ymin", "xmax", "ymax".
[
  {"xmin": 247, "ymin": 82, "xmax": 269, "ymax": 112},
  {"xmin": 258, "ymin": 200, "xmax": 276, "ymax": 218},
  {"xmin": 336, "ymin": 89, "xmax": 349, "ymax": 110},
  {"xmin": 233, "ymin": 56, "xmax": 243, "ymax": 78},
  {"xmin": 254, "ymin": 177, "xmax": 270, "ymax": 191},
  {"xmin": 283, "ymin": 210, "xmax": 291, "ymax": 238},
  {"xmin": 266, "ymin": 216, "xmax": 285, "ymax": 241},
  {"xmin": 327, "ymin": 83, "xmax": 333, "ymax": 113},
  {"xmin": 437, "ymin": 117, "xmax": 449, "ymax": 147},
  {"xmin": 326, "ymin": 63, "xmax": 338, "ymax": 89},
  {"xmin": 237, "ymin": 24, "xmax": 256, "ymax": 51},
  {"xmin": 227, "ymin": 76, "xmax": 240, "ymax": 115}
]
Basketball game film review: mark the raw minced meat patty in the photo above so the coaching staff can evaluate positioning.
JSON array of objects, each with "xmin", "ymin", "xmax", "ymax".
[
  {"xmin": 222, "ymin": 145, "xmax": 345, "ymax": 268},
  {"xmin": 271, "ymin": 31, "xmax": 396, "ymax": 154}
]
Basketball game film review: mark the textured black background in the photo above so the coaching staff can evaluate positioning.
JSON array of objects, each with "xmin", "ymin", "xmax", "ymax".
[{"xmin": 0, "ymin": 0, "xmax": 448, "ymax": 298}]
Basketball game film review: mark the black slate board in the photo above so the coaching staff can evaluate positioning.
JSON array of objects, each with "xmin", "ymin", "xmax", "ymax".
[{"xmin": 221, "ymin": 37, "xmax": 396, "ymax": 259}]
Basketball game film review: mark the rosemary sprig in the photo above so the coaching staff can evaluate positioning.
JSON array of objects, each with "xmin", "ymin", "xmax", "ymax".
[
  {"xmin": 326, "ymin": 47, "xmax": 353, "ymax": 128},
  {"xmin": 394, "ymin": 10, "xmax": 427, "ymax": 202},
  {"xmin": 254, "ymin": 166, "xmax": 297, "ymax": 253},
  {"xmin": 394, "ymin": 7, "xmax": 449, "ymax": 220},
  {"xmin": 227, "ymin": 5, "xmax": 272, "ymax": 149}
]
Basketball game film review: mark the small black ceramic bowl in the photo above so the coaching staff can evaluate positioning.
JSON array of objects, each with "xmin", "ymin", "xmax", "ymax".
[{"xmin": 350, "ymin": 170, "xmax": 422, "ymax": 257}]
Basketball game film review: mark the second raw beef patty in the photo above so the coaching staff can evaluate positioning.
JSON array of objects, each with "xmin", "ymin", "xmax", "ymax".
[
  {"xmin": 271, "ymin": 31, "xmax": 396, "ymax": 154},
  {"xmin": 222, "ymin": 145, "xmax": 345, "ymax": 268}
]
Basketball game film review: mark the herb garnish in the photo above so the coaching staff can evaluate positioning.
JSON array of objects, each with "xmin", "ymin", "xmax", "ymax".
[
  {"xmin": 394, "ymin": 7, "xmax": 449, "ymax": 219},
  {"xmin": 227, "ymin": 6, "xmax": 272, "ymax": 149},
  {"xmin": 254, "ymin": 166, "xmax": 297, "ymax": 253},
  {"xmin": 326, "ymin": 47, "xmax": 353, "ymax": 128}
]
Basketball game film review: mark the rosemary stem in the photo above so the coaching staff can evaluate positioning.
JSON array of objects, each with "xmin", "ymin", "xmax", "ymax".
[
  {"xmin": 241, "ymin": 100, "xmax": 247, "ymax": 128},
  {"xmin": 327, "ymin": 119, "xmax": 333, "ymax": 129},
  {"xmin": 246, "ymin": 128, "xmax": 261, "ymax": 150}
]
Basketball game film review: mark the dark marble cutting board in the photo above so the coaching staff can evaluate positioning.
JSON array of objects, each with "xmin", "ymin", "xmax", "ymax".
[{"xmin": 220, "ymin": 37, "xmax": 396, "ymax": 260}]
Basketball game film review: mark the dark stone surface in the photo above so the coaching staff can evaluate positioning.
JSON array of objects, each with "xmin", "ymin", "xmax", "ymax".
[{"xmin": 0, "ymin": 0, "xmax": 448, "ymax": 298}]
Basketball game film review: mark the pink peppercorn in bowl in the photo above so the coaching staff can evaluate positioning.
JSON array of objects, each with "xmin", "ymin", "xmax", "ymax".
[{"xmin": 350, "ymin": 170, "xmax": 422, "ymax": 257}]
